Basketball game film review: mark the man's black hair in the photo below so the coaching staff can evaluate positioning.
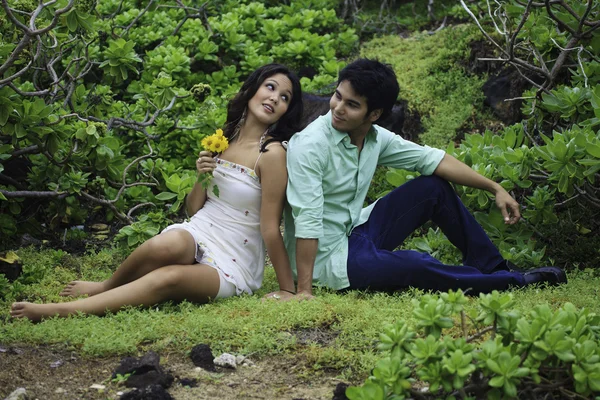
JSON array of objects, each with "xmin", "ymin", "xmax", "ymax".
[{"xmin": 337, "ymin": 58, "xmax": 399, "ymax": 121}]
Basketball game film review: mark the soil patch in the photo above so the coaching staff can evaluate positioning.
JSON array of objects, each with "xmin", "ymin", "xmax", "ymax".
[{"xmin": 0, "ymin": 345, "xmax": 349, "ymax": 400}]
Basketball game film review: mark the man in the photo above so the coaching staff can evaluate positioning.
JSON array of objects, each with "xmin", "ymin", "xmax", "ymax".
[{"xmin": 283, "ymin": 58, "xmax": 566, "ymax": 298}]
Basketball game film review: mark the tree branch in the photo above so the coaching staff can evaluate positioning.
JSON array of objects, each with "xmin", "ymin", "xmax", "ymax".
[{"xmin": 0, "ymin": 190, "xmax": 65, "ymax": 198}]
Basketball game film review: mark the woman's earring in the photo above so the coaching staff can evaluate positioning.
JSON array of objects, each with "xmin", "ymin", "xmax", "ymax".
[
  {"xmin": 232, "ymin": 108, "xmax": 247, "ymax": 141},
  {"xmin": 239, "ymin": 107, "xmax": 247, "ymax": 127}
]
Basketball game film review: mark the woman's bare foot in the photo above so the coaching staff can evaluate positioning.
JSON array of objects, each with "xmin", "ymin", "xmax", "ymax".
[
  {"xmin": 59, "ymin": 281, "xmax": 105, "ymax": 297},
  {"xmin": 10, "ymin": 302, "xmax": 65, "ymax": 322}
]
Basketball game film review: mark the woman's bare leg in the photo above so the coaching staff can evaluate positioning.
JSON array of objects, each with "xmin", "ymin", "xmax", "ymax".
[
  {"xmin": 12, "ymin": 264, "xmax": 221, "ymax": 322},
  {"xmin": 60, "ymin": 229, "xmax": 197, "ymax": 297}
]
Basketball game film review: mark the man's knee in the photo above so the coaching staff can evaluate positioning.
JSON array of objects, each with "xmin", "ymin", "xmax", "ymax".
[
  {"xmin": 385, "ymin": 175, "xmax": 448, "ymax": 197},
  {"xmin": 399, "ymin": 175, "xmax": 452, "ymax": 197},
  {"xmin": 413, "ymin": 174, "xmax": 448, "ymax": 187}
]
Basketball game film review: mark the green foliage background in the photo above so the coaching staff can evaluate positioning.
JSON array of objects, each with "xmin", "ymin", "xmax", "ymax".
[
  {"xmin": 2, "ymin": 0, "xmax": 597, "ymax": 272},
  {"xmin": 1, "ymin": 0, "xmax": 600, "ymax": 398},
  {"xmin": 0, "ymin": 0, "xmax": 357, "ymax": 245},
  {"xmin": 1, "ymin": 0, "xmax": 598, "ymax": 275}
]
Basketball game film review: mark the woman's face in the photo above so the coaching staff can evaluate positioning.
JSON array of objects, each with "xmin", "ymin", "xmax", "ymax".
[{"xmin": 247, "ymin": 73, "xmax": 293, "ymax": 127}]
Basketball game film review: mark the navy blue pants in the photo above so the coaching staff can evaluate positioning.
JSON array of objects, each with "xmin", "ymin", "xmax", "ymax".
[{"xmin": 347, "ymin": 176, "xmax": 525, "ymax": 294}]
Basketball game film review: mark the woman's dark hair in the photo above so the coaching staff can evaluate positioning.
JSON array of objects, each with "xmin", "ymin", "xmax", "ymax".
[
  {"xmin": 223, "ymin": 63, "xmax": 303, "ymax": 151},
  {"xmin": 337, "ymin": 58, "xmax": 399, "ymax": 121}
]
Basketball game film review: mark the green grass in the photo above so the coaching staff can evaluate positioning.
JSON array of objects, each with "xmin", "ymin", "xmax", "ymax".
[
  {"xmin": 361, "ymin": 24, "xmax": 488, "ymax": 148},
  {"xmin": 1, "ymin": 247, "xmax": 598, "ymax": 380}
]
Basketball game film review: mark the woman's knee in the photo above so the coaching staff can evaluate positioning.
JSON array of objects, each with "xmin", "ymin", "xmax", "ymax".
[
  {"xmin": 147, "ymin": 266, "xmax": 187, "ymax": 294},
  {"xmin": 146, "ymin": 230, "xmax": 195, "ymax": 264}
]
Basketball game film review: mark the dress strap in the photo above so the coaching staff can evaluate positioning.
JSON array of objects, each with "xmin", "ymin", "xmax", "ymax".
[
  {"xmin": 253, "ymin": 152, "xmax": 263, "ymax": 172},
  {"xmin": 253, "ymin": 142, "xmax": 281, "ymax": 172},
  {"xmin": 253, "ymin": 146, "xmax": 267, "ymax": 171}
]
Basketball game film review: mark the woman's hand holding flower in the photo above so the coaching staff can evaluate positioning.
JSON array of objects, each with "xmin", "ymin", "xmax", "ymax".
[
  {"xmin": 196, "ymin": 151, "xmax": 216, "ymax": 175},
  {"xmin": 198, "ymin": 129, "xmax": 228, "ymax": 197}
]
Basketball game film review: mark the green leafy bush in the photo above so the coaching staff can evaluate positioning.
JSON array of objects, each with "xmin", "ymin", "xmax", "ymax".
[
  {"xmin": 374, "ymin": 0, "xmax": 599, "ymax": 296},
  {"xmin": 0, "ymin": 0, "xmax": 357, "ymax": 246},
  {"xmin": 347, "ymin": 289, "xmax": 600, "ymax": 399}
]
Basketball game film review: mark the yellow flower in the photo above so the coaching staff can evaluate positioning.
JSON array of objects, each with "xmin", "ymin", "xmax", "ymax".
[
  {"xmin": 201, "ymin": 136, "xmax": 214, "ymax": 150},
  {"xmin": 200, "ymin": 129, "xmax": 229, "ymax": 153}
]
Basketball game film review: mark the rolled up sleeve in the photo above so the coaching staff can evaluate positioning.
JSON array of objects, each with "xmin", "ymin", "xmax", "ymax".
[
  {"xmin": 286, "ymin": 136, "xmax": 326, "ymax": 239},
  {"xmin": 377, "ymin": 129, "xmax": 445, "ymax": 175}
]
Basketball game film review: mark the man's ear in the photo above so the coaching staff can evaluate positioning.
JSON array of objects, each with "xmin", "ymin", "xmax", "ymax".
[{"xmin": 368, "ymin": 109, "xmax": 383, "ymax": 122}]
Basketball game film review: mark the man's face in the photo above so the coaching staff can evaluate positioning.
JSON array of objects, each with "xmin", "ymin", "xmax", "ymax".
[{"xmin": 329, "ymin": 80, "xmax": 380, "ymax": 136}]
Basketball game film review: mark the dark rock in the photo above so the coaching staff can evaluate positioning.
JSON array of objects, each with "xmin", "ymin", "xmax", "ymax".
[
  {"xmin": 467, "ymin": 39, "xmax": 504, "ymax": 75},
  {"xmin": 301, "ymin": 94, "xmax": 416, "ymax": 141},
  {"xmin": 178, "ymin": 377, "xmax": 198, "ymax": 388},
  {"xmin": 398, "ymin": 103, "xmax": 423, "ymax": 143},
  {"xmin": 332, "ymin": 382, "xmax": 350, "ymax": 400},
  {"xmin": 190, "ymin": 344, "xmax": 216, "ymax": 372},
  {"xmin": 112, "ymin": 351, "xmax": 174, "ymax": 389},
  {"xmin": 377, "ymin": 101, "xmax": 409, "ymax": 139},
  {"xmin": 301, "ymin": 93, "xmax": 330, "ymax": 128},
  {"xmin": 19, "ymin": 234, "xmax": 42, "ymax": 248},
  {"xmin": 125, "ymin": 370, "xmax": 173, "ymax": 389},
  {"xmin": 482, "ymin": 68, "xmax": 530, "ymax": 125},
  {"xmin": 120, "ymin": 384, "xmax": 173, "ymax": 400},
  {"xmin": 0, "ymin": 251, "xmax": 23, "ymax": 282},
  {"xmin": 297, "ymin": 66, "xmax": 318, "ymax": 80}
]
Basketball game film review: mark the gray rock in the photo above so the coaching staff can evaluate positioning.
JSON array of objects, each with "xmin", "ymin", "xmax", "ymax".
[
  {"xmin": 241, "ymin": 358, "xmax": 255, "ymax": 367},
  {"xmin": 4, "ymin": 388, "xmax": 28, "ymax": 400},
  {"xmin": 213, "ymin": 353, "xmax": 237, "ymax": 369}
]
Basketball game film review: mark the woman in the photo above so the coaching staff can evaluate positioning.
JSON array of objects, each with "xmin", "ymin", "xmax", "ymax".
[{"xmin": 10, "ymin": 64, "xmax": 303, "ymax": 321}]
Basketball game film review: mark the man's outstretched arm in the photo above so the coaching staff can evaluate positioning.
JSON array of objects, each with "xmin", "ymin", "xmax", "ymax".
[{"xmin": 433, "ymin": 153, "xmax": 521, "ymax": 224}]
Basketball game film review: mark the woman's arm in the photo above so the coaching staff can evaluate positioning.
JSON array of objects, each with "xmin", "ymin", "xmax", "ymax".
[
  {"xmin": 257, "ymin": 145, "xmax": 296, "ymax": 298},
  {"xmin": 185, "ymin": 151, "xmax": 216, "ymax": 216}
]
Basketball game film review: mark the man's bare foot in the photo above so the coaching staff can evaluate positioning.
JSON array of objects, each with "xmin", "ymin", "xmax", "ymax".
[
  {"xmin": 10, "ymin": 302, "xmax": 64, "ymax": 322},
  {"xmin": 59, "ymin": 281, "xmax": 105, "ymax": 297}
]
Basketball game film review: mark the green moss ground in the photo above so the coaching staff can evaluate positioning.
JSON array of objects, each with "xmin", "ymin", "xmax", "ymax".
[
  {"xmin": 361, "ymin": 24, "xmax": 488, "ymax": 148},
  {"xmin": 1, "ymin": 247, "xmax": 597, "ymax": 380}
]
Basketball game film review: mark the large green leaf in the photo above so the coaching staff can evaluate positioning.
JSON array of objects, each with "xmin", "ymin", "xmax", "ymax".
[{"xmin": 155, "ymin": 192, "xmax": 177, "ymax": 201}]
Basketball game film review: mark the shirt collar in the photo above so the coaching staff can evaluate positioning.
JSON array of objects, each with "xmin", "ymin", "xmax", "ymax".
[{"xmin": 324, "ymin": 111, "xmax": 379, "ymax": 146}]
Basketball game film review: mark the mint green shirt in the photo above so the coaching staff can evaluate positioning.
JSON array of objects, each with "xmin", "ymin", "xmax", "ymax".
[{"xmin": 284, "ymin": 112, "xmax": 446, "ymax": 290}]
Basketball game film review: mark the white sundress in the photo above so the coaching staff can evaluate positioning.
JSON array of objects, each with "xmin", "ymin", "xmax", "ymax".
[{"xmin": 163, "ymin": 157, "xmax": 264, "ymax": 295}]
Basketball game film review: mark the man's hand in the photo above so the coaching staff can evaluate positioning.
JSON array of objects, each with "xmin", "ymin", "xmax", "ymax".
[
  {"xmin": 494, "ymin": 188, "xmax": 521, "ymax": 224},
  {"xmin": 262, "ymin": 290, "xmax": 295, "ymax": 302},
  {"xmin": 434, "ymin": 154, "xmax": 521, "ymax": 225}
]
